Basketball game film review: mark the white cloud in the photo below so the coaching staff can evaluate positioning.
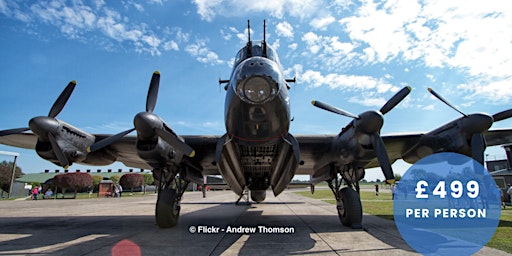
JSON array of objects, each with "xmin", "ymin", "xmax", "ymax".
[
  {"xmin": 288, "ymin": 43, "xmax": 298, "ymax": 50},
  {"xmin": 310, "ymin": 15, "xmax": 336, "ymax": 30},
  {"xmin": 192, "ymin": 0, "xmax": 321, "ymax": 21},
  {"xmin": 301, "ymin": 31, "xmax": 356, "ymax": 69},
  {"xmin": 339, "ymin": 0, "xmax": 512, "ymax": 103},
  {"xmin": 163, "ymin": 40, "xmax": 179, "ymax": 51},
  {"xmin": 0, "ymin": 2, "xmax": 187, "ymax": 56},
  {"xmin": 220, "ymin": 29, "xmax": 232, "ymax": 40},
  {"xmin": 422, "ymin": 104, "xmax": 435, "ymax": 111},
  {"xmin": 458, "ymin": 78, "xmax": 512, "ymax": 104},
  {"xmin": 290, "ymin": 64, "xmax": 399, "ymax": 93},
  {"xmin": 276, "ymin": 21, "xmax": 293, "ymax": 38},
  {"xmin": 185, "ymin": 40, "xmax": 224, "ymax": 65},
  {"xmin": 348, "ymin": 96, "xmax": 386, "ymax": 107}
]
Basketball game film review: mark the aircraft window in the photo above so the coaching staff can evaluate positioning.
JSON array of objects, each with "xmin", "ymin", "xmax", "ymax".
[
  {"xmin": 233, "ymin": 43, "xmax": 281, "ymax": 67},
  {"xmin": 235, "ymin": 48, "xmax": 247, "ymax": 66}
]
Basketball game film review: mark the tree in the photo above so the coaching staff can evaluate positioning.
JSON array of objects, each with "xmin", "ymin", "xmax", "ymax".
[
  {"xmin": 143, "ymin": 173, "xmax": 154, "ymax": 195},
  {"xmin": 0, "ymin": 161, "xmax": 23, "ymax": 196},
  {"xmin": 53, "ymin": 173, "xmax": 93, "ymax": 198},
  {"xmin": 120, "ymin": 173, "xmax": 144, "ymax": 194},
  {"xmin": 109, "ymin": 175, "xmax": 121, "ymax": 185},
  {"xmin": 394, "ymin": 173, "xmax": 402, "ymax": 182},
  {"xmin": 91, "ymin": 175, "xmax": 103, "ymax": 192}
]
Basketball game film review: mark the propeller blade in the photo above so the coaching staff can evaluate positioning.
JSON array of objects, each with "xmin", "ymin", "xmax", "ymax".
[
  {"xmin": 493, "ymin": 109, "xmax": 512, "ymax": 122},
  {"xmin": 154, "ymin": 128, "xmax": 195, "ymax": 157},
  {"xmin": 311, "ymin": 100, "xmax": 359, "ymax": 119},
  {"xmin": 48, "ymin": 132, "xmax": 69, "ymax": 169},
  {"xmin": 471, "ymin": 133, "xmax": 486, "ymax": 165},
  {"xmin": 48, "ymin": 81, "xmax": 77, "ymax": 118},
  {"xmin": 0, "ymin": 127, "xmax": 30, "ymax": 136},
  {"xmin": 380, "ymin": 86, "xmax": 411, "ymax": 115},
  {"xmin": 146, "ymin": 71, "xmax": 160, "ymax": 113},
  {"xmin": 88, "ymin": 128, "xmax": 136, "ymax": 153},
  {"xmin": 428, "ymin": 88, "xmax": 467, "ymax": 117},
  {"xmin": 371, "ymin": 134, "xmax": 395, "ymax": 183}
]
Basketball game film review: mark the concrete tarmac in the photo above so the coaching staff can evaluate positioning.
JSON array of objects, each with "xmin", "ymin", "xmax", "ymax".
[{"xmin": 0, "ymin": 190, "xmax": 509, "ymax": 255}]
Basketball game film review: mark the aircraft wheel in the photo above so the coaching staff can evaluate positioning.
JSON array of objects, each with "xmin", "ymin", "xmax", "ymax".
[
  {"xmin": 337, "ymin": 187, "xmax": 362, "ymax": 229},
  {"xmin": 250, "ymin": 190, "xmax": 266, "ymax": 203},
  {"xmin": 156, "ymin": 188, "xmax": 180, "ymax": 228}
]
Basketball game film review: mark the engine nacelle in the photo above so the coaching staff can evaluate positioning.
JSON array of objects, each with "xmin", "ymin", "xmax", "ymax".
[{"xmin": 137, "ymin": 137, "xmax": 181, "ymax": 169}]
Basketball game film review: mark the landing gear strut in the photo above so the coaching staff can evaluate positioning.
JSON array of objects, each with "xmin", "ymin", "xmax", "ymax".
[
  {"xmin": 155, "ymin": 168, "xmax": 189, "ymax": 228},
  {"xmin": 327, "ymin": 166, "xmax": 362, "ymax": 229},
  {"xmin": 235, "ymin": 188, "xmax": 250, "ymax": 205}
]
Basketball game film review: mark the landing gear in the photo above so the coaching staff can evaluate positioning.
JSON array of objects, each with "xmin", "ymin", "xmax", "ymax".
[
  {"xmin": 328, "ymin": 166, "xmax": 363, "ymax": 229},
  {"xmin": 155, "ymin": 168, "xmax": 189, "ymax": 228},
  {"xmin": 235, "ymin": 188, "xmax": 251, "ymax": 205},
  {"xmin": 156, "ymin": 188, "xmax": 180, "ymax": 228}
]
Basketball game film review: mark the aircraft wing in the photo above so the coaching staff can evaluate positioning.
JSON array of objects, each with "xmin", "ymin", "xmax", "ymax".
[
  {"xmin": 91, "ymin": 134, "xmax": 222, "ymax": 173},
  {"xmin": 295, "ymin": 129, "xmax": 512, "ymax": 174},
  {"xmin": 483, "ymin": 129, "xmax": 512, "ymax": 147},
  {"xmin": 294, "ymin": 133, "xmax": 422, "ymax": 174},
  {"xmin": 2, "ymin": 129, "xmax": 512, "ymax": 176},
  {"xmin": 0, "ymin": 132, "xmax": 222, "ymax": 173}
]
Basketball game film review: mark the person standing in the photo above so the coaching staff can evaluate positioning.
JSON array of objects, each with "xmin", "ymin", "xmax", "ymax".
[
  {"xmin": 118, "ymin": 184, "xmax": 123, "ymax": 197},
  {"xmin": 32, "ymin": 186, "xmax": 39, "ymax": 200},
  {"xmin": 374, "ymin": 184, "xmax": 379, "ymax": 196},
  {"xmin": 114, "ymin": 184, "xmax": 120, "ymax": 198},
  {"xmin": 507, "ymin": 184, "xmax": 512, "ymax": 204},
  {"xmin": 390, "ymin": 184, "xmax": 397, "ymax": 200}
]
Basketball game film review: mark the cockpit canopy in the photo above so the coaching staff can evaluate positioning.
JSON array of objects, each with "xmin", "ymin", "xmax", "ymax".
[{"xmin": 234, "ymin": 42, "xmax": 281, "ymax": 69}]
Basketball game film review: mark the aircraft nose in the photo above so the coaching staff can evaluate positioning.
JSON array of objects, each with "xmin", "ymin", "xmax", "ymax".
[
  {"xmin": 29, "ymin": 116, "xmax": 59, "ymax": 138},
  {"xmin": 234, "ymin": 57, "xmax": 282, "ymax": 104}
]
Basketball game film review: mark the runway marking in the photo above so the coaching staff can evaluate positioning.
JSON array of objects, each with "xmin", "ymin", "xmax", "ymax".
[
  {"xmin": 0, "ymin": 234, "xmax": 31, "ymax": 243},
  {"xmin": 222, "ymin": 234, "xmax": 250, "ymax": 254},
  {"xmin": 0, "ymin": 234, "xmax": 109, "ymax": 255}
]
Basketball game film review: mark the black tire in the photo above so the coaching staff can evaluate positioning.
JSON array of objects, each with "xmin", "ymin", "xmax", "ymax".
[
  {"xmin": 250, "ymin": 190, "xmax": 266, "ymax": 203},
  {"xmin": 156, "ymin": 188, "xmax": 180, "ymax": 228},
  {"xmin": 337, "ymin": 187, "xmax": 362, "ymax": 228}
]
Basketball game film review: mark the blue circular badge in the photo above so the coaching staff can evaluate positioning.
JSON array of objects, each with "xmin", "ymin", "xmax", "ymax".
[{"xmin": 393, "ymin": 152, "xmax": 501, "ymax": 256}]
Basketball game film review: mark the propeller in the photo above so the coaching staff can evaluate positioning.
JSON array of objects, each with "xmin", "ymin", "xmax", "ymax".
[
  {"xmin": 0, "ymin": 81, "xmax": 77, "ymax": 169},
  {"xmin": 427, "ymin": 87, "xmax": 512, "ymax": 164},
  {"xmin": 48, "ymin": 132, "xmax": 69, "ymax": 168},
  {"xmin": 312, "ymin": 86, "xmax": 411, "ymax": 183},
  {"xmin": 0, "ymin": 127, "xmax": 30, "ymax": 137},
  {"xmin": 311, "ymin": 101, "xmax": 359, "ymax": 119},
  {"xmin": 88, "ymin": 71, "xmax": 195, "ymax": 157},
  {"xmin": 87, "ymin": 128, "xmax": 135, "ymax": 153},
  {"xmin": 493, "ymin": 109, "xmax": 512, "ymax": 122}
]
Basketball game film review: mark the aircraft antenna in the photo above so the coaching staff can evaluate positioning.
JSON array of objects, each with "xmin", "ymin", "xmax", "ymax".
[
  {"xmin": 246, "ymin": 20, "xmax": 252, "ymax": 57},
  {"xmin": 247, "ymin": 20, "xmax": 251, "ymax": 42},
  {"xmin": 262, "ymin": 20, "xmax": 267, "ymax": 57}
]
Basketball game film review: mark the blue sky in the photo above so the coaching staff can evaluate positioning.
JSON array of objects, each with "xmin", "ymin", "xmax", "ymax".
[{"xmin": 1, "ymin": 0, "xmax": 511, "ymax": 182}]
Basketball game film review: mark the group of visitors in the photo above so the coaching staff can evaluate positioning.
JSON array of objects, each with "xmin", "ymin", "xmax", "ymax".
[{"xmin": 29, "ymin": 186, "xmax": 52, "ymax": 200}]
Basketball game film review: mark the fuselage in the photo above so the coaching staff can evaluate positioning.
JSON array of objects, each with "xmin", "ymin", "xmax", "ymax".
[{"xmin": 218, "ymin": 42, "xmax": 297, "ymax": 199}]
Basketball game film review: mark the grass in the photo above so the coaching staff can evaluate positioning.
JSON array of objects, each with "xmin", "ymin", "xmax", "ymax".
[{"xmin": 295, "ymin": 189, "xmax": 512, "ymax": 254}]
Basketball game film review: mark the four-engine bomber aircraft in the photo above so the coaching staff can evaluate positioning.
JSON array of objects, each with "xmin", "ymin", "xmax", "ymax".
[{"xmin": 2, "ymin": 21, "xmax": 512, "ymax": 229}]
